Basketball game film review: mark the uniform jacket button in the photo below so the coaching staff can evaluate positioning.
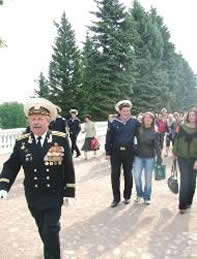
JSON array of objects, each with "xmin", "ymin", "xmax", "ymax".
[
  {"xmin": 35, "ymin": 184, "xmax": 38, "ymax": 188},
  {"xmin": 46, "ymin": 176, "xmax": 50, "ymax": 180},
  {"xmin": 34, "ymin": 177, "xmax": 38, "ymax": 180},
  {"xmin": 46, "ymin": 184, "xmax": 50, "ymax": 188},
  {"xmin": 34, "ymin": 169, "xmax": 37, "ymax": 172}
]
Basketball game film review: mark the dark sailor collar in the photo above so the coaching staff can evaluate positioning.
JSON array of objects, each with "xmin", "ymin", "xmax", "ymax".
[{"xmin": 114, "ymin": 115, "xmax": 133, "ymax": 125}]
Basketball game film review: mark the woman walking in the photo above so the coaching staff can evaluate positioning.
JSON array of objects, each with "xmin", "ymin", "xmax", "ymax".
[
  {"xmin": 134, "ymin": 112, "xmax": 162, "ymax": 205},
  {"xmin": 165, "ymin": 114, "xmax": 176, "ymax": 157},
  {"xmin": 173, "ymin": 108, "xmax": 197, "ymax": 214},
  {"xmin": 81, "ymin": 115, "xmax": 97, "ymax": 160},
  {"xmin": 156, "ymin": 113, "xmax": 168, "ymax": 152}
]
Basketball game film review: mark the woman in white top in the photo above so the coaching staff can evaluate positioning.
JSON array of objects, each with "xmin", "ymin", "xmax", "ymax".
[{"xmin": 81, "ymin": 114, "xmax": 97, "ymax": 159}]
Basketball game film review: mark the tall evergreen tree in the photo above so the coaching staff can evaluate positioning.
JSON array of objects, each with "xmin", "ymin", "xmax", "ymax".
[
  {"xmin": 81, "ymin": 33, "xmax": 99, "ymax": 116},
  {"xmin": 83, "ymin": 0, "xmax": 137, "ymax": 119},
  {"xmin": 34, "ymin": 72, "xmax": 49, "ymax": 98},
  {"xmin": 130, "ymin": 1, "xmax": 169, "ymax": 113},
  {"xmin": 149, "ymin": 7, "xmax": 197, "ymax": 112},
  {"xmin": 47, "ymin": 12, "xmax": 82, "ymax": 117}
]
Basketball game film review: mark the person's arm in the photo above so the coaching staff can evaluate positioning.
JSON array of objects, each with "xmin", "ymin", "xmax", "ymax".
[
  {"xmin": 76, "ymin": 120, "xmax": 81, "ymax": 135},
  {"xmin": 92, "ymin": 122, "xmax": 96, "ymax": 137},
  {"xmin": 0, "ymin": 141, "xmax": 21, "ymax": 193},
  {"xmin": 62, "ymin": 137, "xmax": 75, "ymax": 198},
  {"xmin": 172, "ymin": 126, "xmax": 181, "ymax": 160},
  {"xmin": 105, "ymin": 123, "xmax": 113, "ymax": 156},
  {"xmin": 82, "ymin": 123, "xmax": 86, "ymax": 134},
  {"xmin": 134, "ymin": 119, "xmax": 141, "ymax": 136}
]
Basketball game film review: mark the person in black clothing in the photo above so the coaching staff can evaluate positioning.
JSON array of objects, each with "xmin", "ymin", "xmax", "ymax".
[
  {"xmin": 50, "ymin": 105, "xmax": 68, "ymax": 134},
  {"xmin": 0, "ymin": 98, "xmax": 75, "ymax": 259},
  {"xmin": 68, "ymin": 109, "xmax": 81, "ymax": 158},
  {"xmin": 105, "ymin": 100, "xmax": 140, "ymax": 208}
]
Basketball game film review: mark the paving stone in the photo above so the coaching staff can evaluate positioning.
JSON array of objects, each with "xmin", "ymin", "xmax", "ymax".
[{"xmin": 1, "ymin": 147, "xmax": 197, "ymax": 258}]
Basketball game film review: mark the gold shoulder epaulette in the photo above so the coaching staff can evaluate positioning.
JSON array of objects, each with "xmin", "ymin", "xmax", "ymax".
[
  {"xmin": 16, "ymin": 133, "xmax": 31, "ymax": 141},
  {"xmin": 52, "ymin": 131, "xmax": 67, "ymax": 138}
]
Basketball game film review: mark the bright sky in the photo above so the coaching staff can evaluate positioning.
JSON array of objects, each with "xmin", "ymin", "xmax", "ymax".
[{"xmin": 0, "ymin": 0, "xmax": 197, "ymax": 104}]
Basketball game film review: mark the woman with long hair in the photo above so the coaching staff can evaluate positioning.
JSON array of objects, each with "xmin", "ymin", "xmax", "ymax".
[
  {"xmin": 173, "ymin": 108, "xmax": 197, "ymax": 214},
  {"xmin": 134, "ymin": 112, "xmax": 162, "ymax": 205}
]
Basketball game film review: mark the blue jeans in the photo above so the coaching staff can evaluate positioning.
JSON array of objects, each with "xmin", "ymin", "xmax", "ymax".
[{"xmin": 134, "ymin": 156, "xmax": 155, "ymax": 200}]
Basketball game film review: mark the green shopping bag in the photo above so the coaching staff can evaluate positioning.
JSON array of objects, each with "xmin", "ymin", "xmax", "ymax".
[{"xmin": 154, "ymin": 163, "xmax": 166, "ymax": 181}]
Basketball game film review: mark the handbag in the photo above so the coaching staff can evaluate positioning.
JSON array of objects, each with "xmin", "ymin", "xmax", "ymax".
[
  {"xmin": 167, "ymin": 160, "xmax": 179, "ymax": 194},
  {"xmin": 91, "ymin": 137, "xmax": 100, "ymax": 150},
  {"xmin": 154, "ymin": 162, "xmax": 166, "ymax": 181}
]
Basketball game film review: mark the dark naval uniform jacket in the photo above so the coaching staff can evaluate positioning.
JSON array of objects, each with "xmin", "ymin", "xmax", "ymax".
[
  {"xmin": 105, "ymin": 116, "xmax": 140, "ymax": 155},
  {"xmin": 50, "ymin": 115, "xmax": 68, "ymax": 133},
  {"xmin": 67, "ymin": 118, "xmax": 81, "ymax": 136},
  {"xmin": 0, "ymin": 130, "xmax": 75, "ymax": 209}
]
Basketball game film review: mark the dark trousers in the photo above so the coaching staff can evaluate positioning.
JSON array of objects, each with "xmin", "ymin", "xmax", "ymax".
[
  {"xmin": 29, "ymin": 205, "xmax": 62, "ymax": 259},
  {"xmin": 159, "ymin": 132, "xmax": 165, "ymax": 150},
  {"xmin": 178, "ymin": 157, "xmax": 197, "ymax": 210},
  {"xmin": 110, "ymin": 149, "xmax": 134, "ymax": 202},
  {"xmin": 70, "ymin": 134, "xmax": 80, "ymax": 156}
]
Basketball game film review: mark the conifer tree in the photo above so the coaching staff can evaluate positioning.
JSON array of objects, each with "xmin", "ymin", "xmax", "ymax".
[
  {"xmin": 47, "ymin": 12, "xmax": 82, "ymax": 116},
  {"xmin": 130, "ymin": 1, "xmax": 169, "ymax": 113},
  {"xmin": 34, "ymin": 72, "xmax": 49, "ymax": 99},
  {"xmin": 83, "ymin": 0, "xmax": 137, "ymax": 119}
]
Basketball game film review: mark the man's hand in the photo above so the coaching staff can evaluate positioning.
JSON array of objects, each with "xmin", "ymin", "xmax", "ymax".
[{"xmin": 0, "ymin": 190, "xmax": 8, "ymax": 199}]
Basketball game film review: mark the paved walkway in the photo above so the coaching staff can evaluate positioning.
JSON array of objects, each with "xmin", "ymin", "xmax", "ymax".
[{"xmin": 0, "ymin": 146, "xmax": 197, "ymax": 259}]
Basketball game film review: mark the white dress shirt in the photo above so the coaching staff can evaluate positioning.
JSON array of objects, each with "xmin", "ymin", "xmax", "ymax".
[{"xmin": 34, "ymin": 132, "xmax": 47, "ymax": 147}]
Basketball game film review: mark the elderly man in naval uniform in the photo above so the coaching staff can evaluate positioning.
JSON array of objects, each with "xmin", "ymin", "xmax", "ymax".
[{"xmin": 0, "ymin": 98, "xmax": 75, "ymax": 259}]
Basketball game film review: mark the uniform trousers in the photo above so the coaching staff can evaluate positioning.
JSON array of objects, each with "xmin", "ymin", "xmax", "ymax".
[
  {"xmin": 110, "ymin": 149, "xmax": 134, "ymax": 202},
  {"xmin": 29, "ymin": 205, "xmax": 62, "ymax": 259},
  {"xmin": 70, "ymin": 134, "xmax": 80, "ymax": 156}
]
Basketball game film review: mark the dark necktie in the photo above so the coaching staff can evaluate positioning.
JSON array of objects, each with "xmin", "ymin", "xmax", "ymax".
[{"xmin": 37, "ymin": 136, "xmax": 42, "ymax": 148}]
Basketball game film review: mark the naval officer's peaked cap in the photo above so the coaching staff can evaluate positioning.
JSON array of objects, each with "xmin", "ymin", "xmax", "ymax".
[{"xmin": 24, "ymin": 98, "xmax": 57, "ymax": 122}]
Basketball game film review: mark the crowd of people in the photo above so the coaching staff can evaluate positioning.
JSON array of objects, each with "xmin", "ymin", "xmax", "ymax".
[
  {"xmin": 0, "ymin": 97, "xmax": 197, "ymax": 258},
  {"xmin": 106, "ymin": 102, "xmax": 197, "ymax": 216}
]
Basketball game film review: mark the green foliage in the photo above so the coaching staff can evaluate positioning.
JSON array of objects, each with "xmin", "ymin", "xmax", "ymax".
[
  {"xmin": 0, "ymin": 102, "xmax": 27, "ymax": 129},
  {"xmin": 34, "ymin": 72, "xmax": 49, "ymax": 98},
  {"xmin": 130, "ymin": 1, "xmax": 168, "ymax": 114},
  {"xmin": 130, "ymin": 1, "xmax": 197, "ymax": 114},
  {"xmin": 36, "ymin": 12, "xmax": 82, "ymax": 118},
  {"xmin": 48, "ymin": 12, "xmax": 82, "ymax": 118},
  {"xmin": 81, "ymin": 0, "xmax": 137, "ymax": 120},
  {"xmin": 35, "ymin": 0, "xmax": 197, "ymax": 120}
]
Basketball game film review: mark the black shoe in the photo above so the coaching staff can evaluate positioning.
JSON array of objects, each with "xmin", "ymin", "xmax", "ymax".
[
  {"xmin": 179, "ymin": 209, "xmax": 187, "ymax": 214},
  {"xmin": 75, "ymin": 154, "xmax": 81, "ymax": 158},
  {"xmin": 124, "ymin": 199, "xmax": 130, "ymax": 205},
  {"xmin": 110, "ymin": 200, "xmax": 119, "ymax": 208}
]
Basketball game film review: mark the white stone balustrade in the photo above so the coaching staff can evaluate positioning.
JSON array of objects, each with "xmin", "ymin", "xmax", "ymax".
[
  {"xmin": 0, "ymin": 122, "xmax": 108, "ymax": 155},
  {"xmin": 0, "ymin": 128, "xmax": 25, "ymax": 155}
]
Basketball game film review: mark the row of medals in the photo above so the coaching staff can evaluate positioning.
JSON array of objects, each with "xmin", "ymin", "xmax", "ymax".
[
  {"xmin": 21, "ymin": 141, "xmax": 64, "ymax": 165},
  {"xmin": 44, "ymin": 160, "xmax": 62, "ymax": 166}
]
